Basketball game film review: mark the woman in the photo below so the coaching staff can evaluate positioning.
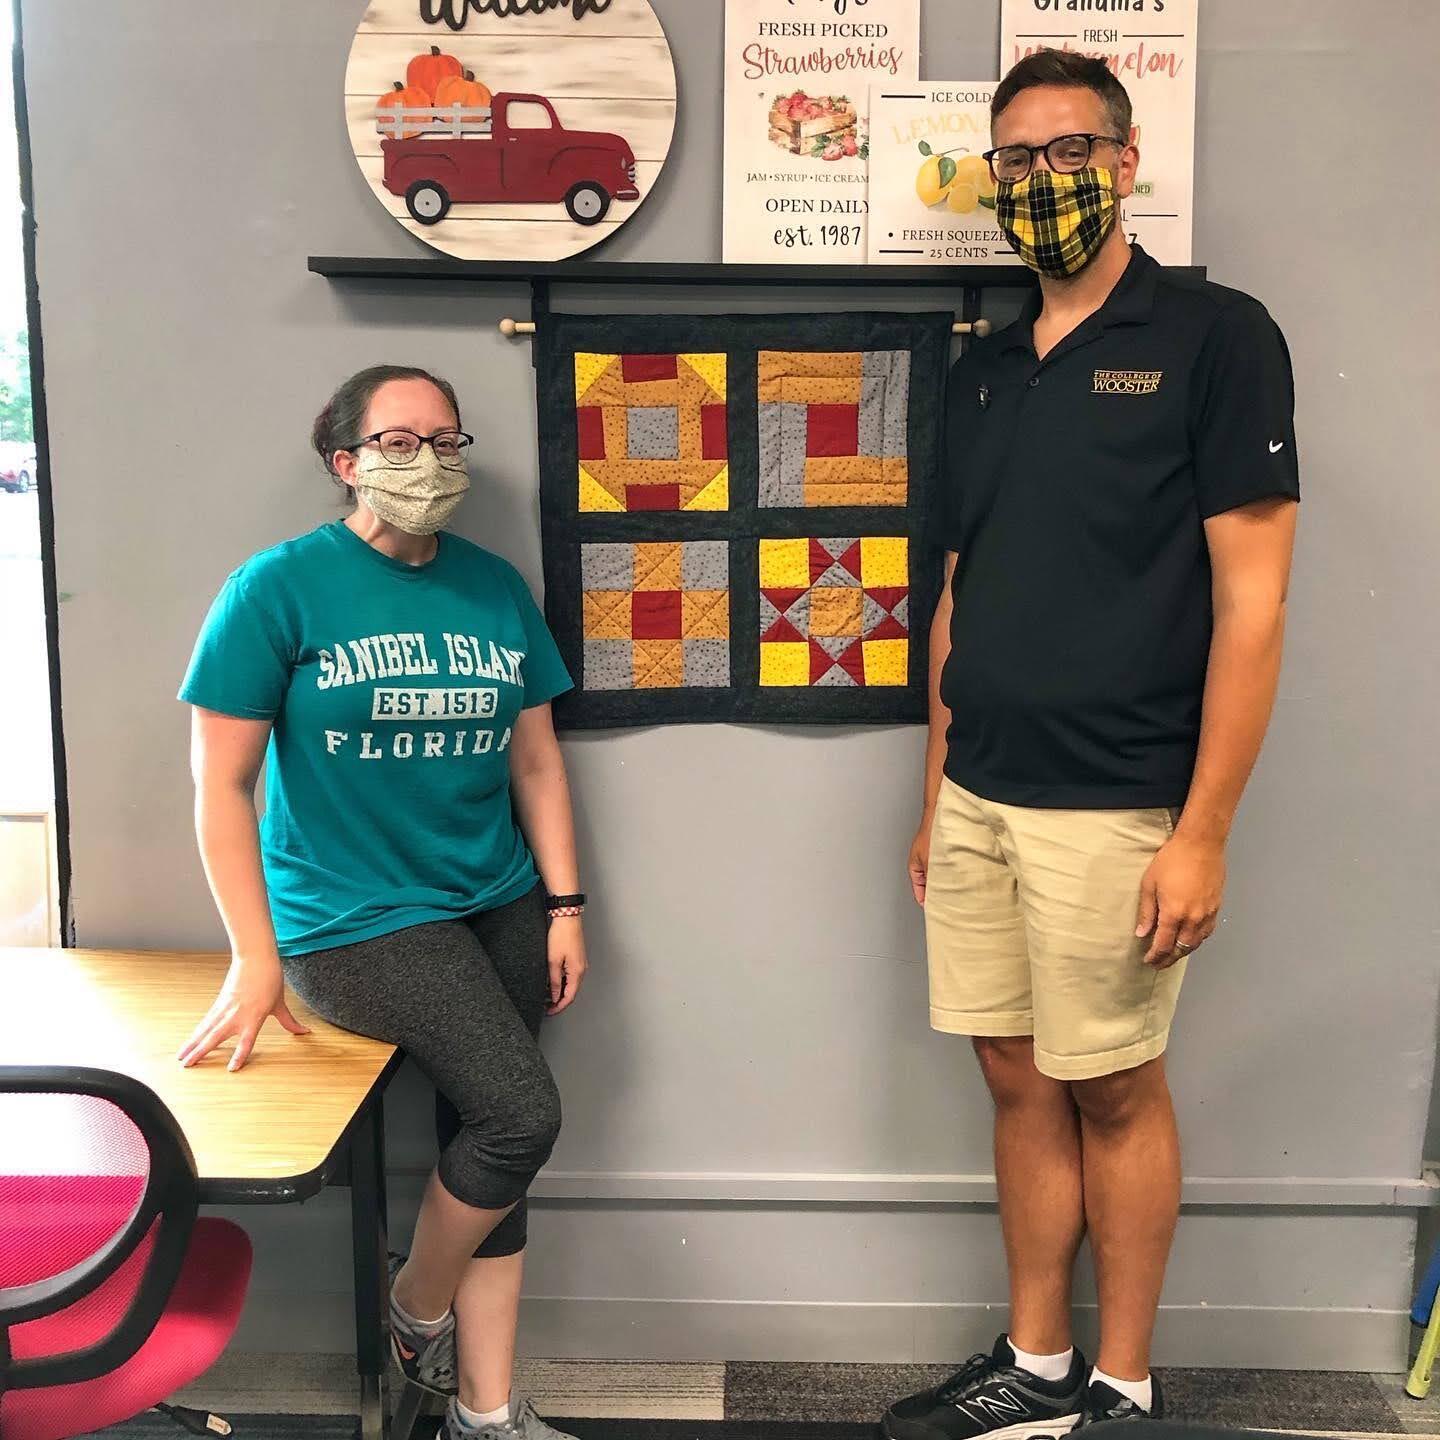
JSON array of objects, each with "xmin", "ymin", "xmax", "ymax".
[{"xmin": 179, "ymin": 365, "xmax": 586, "ymax": 1440}]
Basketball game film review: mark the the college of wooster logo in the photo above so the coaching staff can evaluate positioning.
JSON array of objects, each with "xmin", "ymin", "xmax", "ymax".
[{"xmin": 1093, "ymin": 368, "xmax": 1164, "ymax": 395}]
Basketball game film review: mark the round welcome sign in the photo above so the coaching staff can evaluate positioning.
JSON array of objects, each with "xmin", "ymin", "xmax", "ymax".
[{"xmin": 345, "ymin": 0, "xmax": 678, "ymax": 261}]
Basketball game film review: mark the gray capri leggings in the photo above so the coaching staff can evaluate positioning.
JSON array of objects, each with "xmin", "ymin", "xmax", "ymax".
[{"xmin": 283, "ymin": 884, "xmax": 559, "ymax": 1258}]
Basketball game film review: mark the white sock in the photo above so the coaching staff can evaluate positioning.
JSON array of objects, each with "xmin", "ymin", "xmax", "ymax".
[
  {"xmin": 455, "ymin": 1399, "xmax": 510, "ymax": 1430},
  {"xmin": 390, "ymin": 1291, "xmax": 451, "ymax": 1333},
  {"xmin": 1007, "ymin": 1336, "xmax": 1075, "ymax": 1382},
  {"xmin": 1092, "ymin": 1368, "xmax": 1153, "ymax": 1412}
]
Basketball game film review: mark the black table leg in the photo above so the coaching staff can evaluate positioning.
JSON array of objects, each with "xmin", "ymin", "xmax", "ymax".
[{"xmin": 351, "ymin": 1095, "xmax": 390, "ymax": 1440}]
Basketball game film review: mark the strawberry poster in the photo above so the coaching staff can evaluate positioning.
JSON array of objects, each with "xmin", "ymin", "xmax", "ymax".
[
  {"xmin": 345, "ymin": 0, "xmax": 678, "ymax": 262},
  {"xmin": 866, "ymin": 83, "xmax": 1012, "ymax": 265},
  {"xmin": 723, "ymin": 0, "xmax": 921, "ymax": 265},
  {"xmin": 999, "ymin": 0, "xmax": 1197, "ymax": 265}
]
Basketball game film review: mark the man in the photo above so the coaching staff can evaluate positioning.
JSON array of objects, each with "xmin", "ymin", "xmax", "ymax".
[{"xmin": 884, "ymin": 49, "xmax": 1299, "ymax": 1434}]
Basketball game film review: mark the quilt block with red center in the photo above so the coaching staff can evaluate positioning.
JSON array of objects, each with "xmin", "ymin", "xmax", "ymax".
[{"xmin": 575, "ymin": 352, "xmax": 729, "ymax": 514}]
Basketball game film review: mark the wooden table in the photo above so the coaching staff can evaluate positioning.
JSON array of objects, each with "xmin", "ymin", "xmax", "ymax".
[{"xmin": 0, "ymin": 948, "xmax": 404, "ymax": 1439}]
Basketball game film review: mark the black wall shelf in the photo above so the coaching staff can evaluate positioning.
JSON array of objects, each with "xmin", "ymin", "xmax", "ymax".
[
  {"xmin": 308, "ymin": 257, "xmax": 1205, "ymax": 356},
  {"xmin": 308, "ymin": 256, "xmax": 1047, "ymax": 288}
]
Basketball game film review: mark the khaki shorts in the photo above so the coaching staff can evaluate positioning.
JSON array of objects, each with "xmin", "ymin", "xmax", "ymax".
[{"xmin": 925, "ymin": 777, "xmax": 1187, "ymax": 1081}]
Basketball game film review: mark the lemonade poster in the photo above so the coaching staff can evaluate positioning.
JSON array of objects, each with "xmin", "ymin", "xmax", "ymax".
[
  {"xmin": 1000, "ymin": 0, "xmax": 1197, "ymax": 265},
  {"xmin": 866, "ymin": 84, "xmax": 1012, "ymax": 265},
  {"xmin": 723, "ymin": 0, "xmax": 920, "ymax": 264}
]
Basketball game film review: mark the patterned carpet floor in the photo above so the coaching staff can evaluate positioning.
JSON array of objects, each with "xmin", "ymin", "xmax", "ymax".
[
  {"xmin": 727, "ymin": 1362, "xmax": 1432, "ymax": 1432},
  {"xmin": 79, "ymin": 1355, "xmax": 1440, "ymax": 1438}
]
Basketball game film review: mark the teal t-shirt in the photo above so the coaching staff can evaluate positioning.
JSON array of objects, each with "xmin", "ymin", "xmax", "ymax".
[{"xmin": 180, "ymin": 522, "xmax": 572, "ymax": 956}]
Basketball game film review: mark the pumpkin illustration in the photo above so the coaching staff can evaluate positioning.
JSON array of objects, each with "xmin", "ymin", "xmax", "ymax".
[
  {"xmin": 434, "ymin": 69, "xmax": 493, "ymax": 114},
  {"xmin": 376, "ymin": 80, "xmax": 432, "ymax": 139},
  {"xmin": 407, "ymin": 45, "xmax": 463, "ymax": 97}
]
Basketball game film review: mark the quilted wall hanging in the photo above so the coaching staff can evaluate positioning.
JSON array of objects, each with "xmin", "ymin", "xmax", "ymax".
[{"xmin": 537, "ymin": 311, "xmax": 951, "ymax": 729}]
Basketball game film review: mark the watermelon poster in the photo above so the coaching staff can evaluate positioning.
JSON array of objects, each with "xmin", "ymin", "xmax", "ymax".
[
  {"xmin": 999, "ymin": 0, "xmax": 1197, "ymax": 265},
  {"xmin": 866, "ymin": 83, "xmax": 1013, "ymax": 265},
  {"xmin": 722, "ymin": 0, "xmax": 920, "ymax": 265}
]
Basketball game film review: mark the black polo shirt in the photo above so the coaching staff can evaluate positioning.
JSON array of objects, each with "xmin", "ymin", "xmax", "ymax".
[{"xmin": 936, "ymin": 244, "xmax": 1300, "ymax": 809}]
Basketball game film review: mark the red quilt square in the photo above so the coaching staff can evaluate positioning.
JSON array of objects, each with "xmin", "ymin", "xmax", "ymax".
[
  {"xmin": 632, "ymin": 590, "xmax": 682, "ymax": 640},
  {"xmin": 622, "ymin": 354, "xmax": 679, "ymax": 382},
  {"xmin": 628, "ymin": 483, "xmax": 681, "ymax": 512},
  {"xmin": 576, "ymin": 406, "xmax": 606, "ymax": 460},
  {"xmin": 701, "ymin": 404, "xmax": 728, "ymax": 460},
  {"xmin": 807, "ymin": 404, "xmax": 859, "ymax": 457}
]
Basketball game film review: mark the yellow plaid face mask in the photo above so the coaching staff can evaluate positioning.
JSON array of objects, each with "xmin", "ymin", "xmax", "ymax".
[{"xmin": 996, "ymin": 167, "xmax": 1118, "ymax": 279}]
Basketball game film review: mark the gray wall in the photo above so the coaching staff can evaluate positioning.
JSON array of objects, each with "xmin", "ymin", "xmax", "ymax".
[{"xmin": 22, "ymin": 0, "xmax": 1440, "ymax": 1368}]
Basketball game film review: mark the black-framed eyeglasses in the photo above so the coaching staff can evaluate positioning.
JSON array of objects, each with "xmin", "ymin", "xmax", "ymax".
[
  {"xmin": 350, "ymin": 428, "xmax": 474, "ymax": 466},
  {"xmin": 982, "ymin": 132, "xmax": 1126, "ymax": 185}
]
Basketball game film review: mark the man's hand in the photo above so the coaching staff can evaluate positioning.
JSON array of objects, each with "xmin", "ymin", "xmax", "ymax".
[
  {"xmin": 907, "ymin": 816, "xmax": 934, "ymax": 907},
  {"xmin": 1135, "ymin": 833, "xmax": 1226, "ymax": 968},
  {"xmin": 1138, "ymin": 496, "xmax": 1293, "ymax": 969}
]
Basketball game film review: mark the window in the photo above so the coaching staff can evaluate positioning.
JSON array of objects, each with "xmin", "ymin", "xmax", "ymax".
[
  {"xmin": 0, "ymin": 3, "xmax": 61, "ymax": 945},
  {"xmin": 504, "ymin": 100, "xmax": 555, "ymax": 130}
]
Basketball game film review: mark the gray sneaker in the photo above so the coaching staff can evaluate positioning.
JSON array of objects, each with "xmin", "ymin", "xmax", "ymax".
[
  {"xmin": 444, "ymin": 1396, "xmax": 579, "ymax": 1440},
  {"xmin": 388, "ymin": 1253, "xmax": 458, "ymax": 1397}
]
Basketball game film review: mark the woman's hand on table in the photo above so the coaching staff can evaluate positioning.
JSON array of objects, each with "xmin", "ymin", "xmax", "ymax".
[
  {"xmin": 178, "ymin": 955, "xmax": 311, "ymax": 1071},
  {"xmin": 546, "ymin": 916, "xmax": 587, "ymax": 1016}
]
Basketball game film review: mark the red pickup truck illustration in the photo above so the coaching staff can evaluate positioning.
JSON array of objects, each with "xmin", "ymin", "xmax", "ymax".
[{"xmin": 378, "ymin": 91, "xmax": 640, "ymax": 228}]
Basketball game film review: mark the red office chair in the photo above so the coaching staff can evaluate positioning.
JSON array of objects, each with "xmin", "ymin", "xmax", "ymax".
[{"xmin": 0, "ymin": 1067, "xmax": 253, "ymax": 1440}]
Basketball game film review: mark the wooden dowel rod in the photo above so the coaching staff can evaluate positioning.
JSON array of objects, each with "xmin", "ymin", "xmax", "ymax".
[{"xmin": 498, "ymin": 316, "xmax": 992, "ymax": 339}]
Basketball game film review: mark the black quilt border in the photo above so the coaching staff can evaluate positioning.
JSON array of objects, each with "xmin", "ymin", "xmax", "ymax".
[{"xmin": 537, "ymin": 310, "xmax": 953, "ymax": 730}]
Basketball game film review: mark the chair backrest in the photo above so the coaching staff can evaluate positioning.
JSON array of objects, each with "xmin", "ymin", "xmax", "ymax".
[{"xmin": 0, "ymin": 1067, "xmax": 198, "ymax": 1396}]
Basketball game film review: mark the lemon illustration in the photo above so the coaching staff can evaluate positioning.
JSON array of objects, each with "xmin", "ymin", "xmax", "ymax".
[
  {"xmin": 916, "ymin": 155, "xmax": 953, "ymax": 208},
  {"xmin": 947, "ymin": 180, "xmax": 979, "ymax": 214},
  {"xmin": 953, "ymin": 153, "xmax": 995, "ymax": 202}
]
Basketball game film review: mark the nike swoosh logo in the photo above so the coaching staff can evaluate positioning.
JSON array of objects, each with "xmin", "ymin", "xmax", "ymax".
[
  {"xmin": 1269, "ymin": 440, "xmax": 1284, "ymax": 453},
  {"xmin": 396, "ymin": 1341, "xmax": 416, "ymax": 1361}
]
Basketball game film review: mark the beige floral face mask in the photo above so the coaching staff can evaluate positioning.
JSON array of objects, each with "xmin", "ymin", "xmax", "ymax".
[{"xmin": 353, "ymin": 448, "xmax": 470, "ymax": 536}]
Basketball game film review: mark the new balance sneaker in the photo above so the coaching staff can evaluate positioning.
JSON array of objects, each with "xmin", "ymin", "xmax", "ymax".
[
  {"xmin": 1073, "ymin": 1373, "xmax": 1163, "ymax": 1426},
  {"xmin": 443, "ymin": 1396, "xmax": 579, "ymax": 1440},
  {"xmin": 388, "ymin": 1252, "xmax": 458, "ymax": 1397},
  {"xmin": 882, "ymin": 1336, "xmax": 1087, "ymax": 1439}
]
